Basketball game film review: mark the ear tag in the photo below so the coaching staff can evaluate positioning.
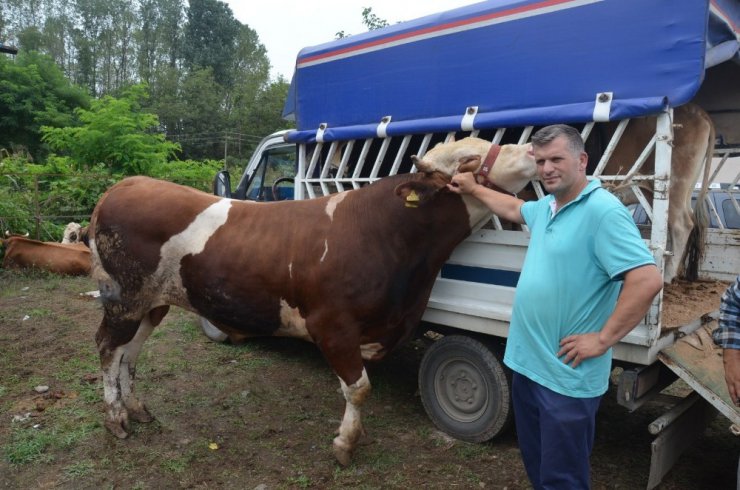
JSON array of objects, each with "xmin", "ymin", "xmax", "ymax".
[{"xmin": 405, "ymin": 189, "xmax": 420, "ymax": 208}]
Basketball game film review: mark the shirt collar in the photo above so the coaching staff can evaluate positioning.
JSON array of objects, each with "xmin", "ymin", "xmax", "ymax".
[{"xmin": 548, "ymin": 178, "xmax": 602, "ymax": 216}]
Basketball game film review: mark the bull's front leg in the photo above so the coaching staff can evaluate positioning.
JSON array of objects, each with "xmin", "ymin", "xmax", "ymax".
[{"xmin": 334, "ymin": 368, "xmax": 371, "ymax": 466}]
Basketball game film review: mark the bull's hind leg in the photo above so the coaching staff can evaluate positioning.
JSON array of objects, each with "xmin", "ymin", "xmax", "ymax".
[{"xmin": 96, "ymin": 306, "xmax": 169, "ymax": 437}]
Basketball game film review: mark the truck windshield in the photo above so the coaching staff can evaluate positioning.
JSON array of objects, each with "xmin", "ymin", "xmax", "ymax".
[{"xmin": 246, "ymin": 145, "xmax": 296, "ymax": 201}]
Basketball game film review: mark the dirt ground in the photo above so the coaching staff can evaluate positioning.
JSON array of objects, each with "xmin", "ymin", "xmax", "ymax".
[{"xmin": 0, "ymin": 271, "xmax": 737, "ymax": 489}]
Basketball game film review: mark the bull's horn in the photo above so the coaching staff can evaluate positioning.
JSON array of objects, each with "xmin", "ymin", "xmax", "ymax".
[{"xmin": 411, "ymin": 155, "xmax": 434, "ymax": 173}]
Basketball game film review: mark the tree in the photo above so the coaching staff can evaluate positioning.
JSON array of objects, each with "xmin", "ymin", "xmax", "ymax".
[
  {"xmin": 41, "ymin": 84, "xmax": 179, "ymax": 174},
  {"xmin": 183, "ymin": 0, "xmax": 240, "ymax": 88},
  {"xmin": 336, "ymin": 7, "xmax": 390, "ymax": 38},
  {"xmin": 243, "ymin": 77, "xmax": 291, "ymax": 140},
  {"xmin": 0, "ymin": 50, "xmax": 89, "ymax": 160},
  {"xmin": 361, "ymin": 7, "xmax": 389, "ymax": 30}
]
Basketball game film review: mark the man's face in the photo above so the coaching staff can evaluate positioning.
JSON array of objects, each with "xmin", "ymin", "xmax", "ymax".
[{"xmin": 533, "ymin": 135, "xmax": 587, "ymax": 199}]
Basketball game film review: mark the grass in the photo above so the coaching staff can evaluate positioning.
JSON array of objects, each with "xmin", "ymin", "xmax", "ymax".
[
  {"xmin": 4, "ymin": 427, "xmax": 56, "ymax": 465},
  {"xmin": 455, "ymin": 441, "xmax": 490, "ymax": 460},
  {"xmin": 64, "ymin": 459, "xmax": 95, "ymax": 478},
  {"xmin": 1, "ymin": 270, "xmax": 737, "ymax": 489},
  {"xmin": 160, "ymin": 453, "xmax": 193, "ymax": 474},
  {"xmin": 286, "ymin": 474, "xmax": 313, "ymax": 488}
]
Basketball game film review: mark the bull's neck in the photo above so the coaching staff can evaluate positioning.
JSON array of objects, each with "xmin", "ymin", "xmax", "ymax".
[{"xmin": 461, "ymin": 194, "xmax": 495, "ymax": 230}]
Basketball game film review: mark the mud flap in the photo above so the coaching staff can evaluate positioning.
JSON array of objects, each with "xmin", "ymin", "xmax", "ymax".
[{"xmin": 648, "ymin": 320, "xmax": 740, "ymax": 489}]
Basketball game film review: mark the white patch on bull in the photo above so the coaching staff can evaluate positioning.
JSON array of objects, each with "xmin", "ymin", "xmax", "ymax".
[
  {"xmin": 276, "ymin": 299, "xmax": 312, "ymax": 341},
  {"xmin": 325, "ymin": 192, "xmax": 348, "ymax": 221},
  {"xmin": 320, "ymin": 239, "xmax": 329, "ymax": 262},
  {"xmin": 288, "ymin": 262, "xmax": 293, "ymax": 280},
  {"xmin": 154, "ymin": 199, "xmax": 232, "ymax": 302},
  {"xmin": 360, "ymin": 342, "xmax": 385, "ymax": 361},
  {"xmin": 102, "ymin": 347, "xmax": 125, "ymax": 406}
]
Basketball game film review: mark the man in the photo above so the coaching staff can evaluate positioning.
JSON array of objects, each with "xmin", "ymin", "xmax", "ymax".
[
  {"xmin": 448, "ymin": 124, "xmax": 663, "ymax": 489},
  {"xmin": 711, "ymin": 275, "xmax": 740, "ymax": 487},
  {"xmin": 712, "ymin": 276, "xmax": 740, "ymax": 407}
]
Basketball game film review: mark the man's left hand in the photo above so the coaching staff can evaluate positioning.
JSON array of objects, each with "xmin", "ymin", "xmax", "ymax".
[{"xmin": 557, "ymin": 333, "xmax": 609, "ymax": 368}]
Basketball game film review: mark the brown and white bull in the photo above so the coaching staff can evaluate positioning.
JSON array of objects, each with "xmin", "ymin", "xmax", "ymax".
[
  {"xmin": 1, "ymin": 236, "xmax": 91, "ymax": 275},
  {"xmin": 599, "ymin": 103, "xmax": 715, "ymax": 283},
  {"xmin": 89, "ymin": 139, "xmax": 535, "ymax": 465}
]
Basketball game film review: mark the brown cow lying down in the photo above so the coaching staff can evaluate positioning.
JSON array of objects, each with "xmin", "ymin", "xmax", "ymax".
[
  {"xmin": 1, "ymin": 236, "xmax": 91, "ymax": 275},
  {"xmin": 89, "ymin": 138, "xmax": 536, "ymax": 465}
]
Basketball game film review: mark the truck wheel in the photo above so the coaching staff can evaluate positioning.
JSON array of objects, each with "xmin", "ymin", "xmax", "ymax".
[
  {"xmin": 419, "ymin": 335, "xmax": 513, "ymax": 442},
  {"xmin": 199, "ymin": 316, "xmax": 229, "ymax": 343}
]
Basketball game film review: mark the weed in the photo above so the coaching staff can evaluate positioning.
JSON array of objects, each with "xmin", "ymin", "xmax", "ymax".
[
  {"xmin": 27, "ymin": 307, "xmax": 53, "ymax": 318},
  {"xmin": 455, "ymin": 442, "xmax": 489, "ymax": 460},
  {"xmin": 286, "ymin": 474, "xmax": 312, "ymax": 488},
  {"xmin": 56, "ymin": 350, "xmax": 99, "ymax": 382},
  {"xmin": 64, "ymin": 459, "xmax": 95, "ymax": 478},
  {"xmin": 161, "ymin": 455, "xmax": 190, "ymax": 473},
  {"xmin": 173, "ymin": 314, "xmax": 200, "ymax": 341},
  {"xmin": 364, "ymin": 447, "xmax": 401, "ymax": 469}
]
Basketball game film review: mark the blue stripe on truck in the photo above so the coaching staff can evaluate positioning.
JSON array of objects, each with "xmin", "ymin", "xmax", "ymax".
[{"xmin": 440, "ymin": 264, "xmax": 520, "ymax": 287}]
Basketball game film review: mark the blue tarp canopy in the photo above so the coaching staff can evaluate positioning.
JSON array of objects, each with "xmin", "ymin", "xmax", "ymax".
[{"xmin": 284, "ymin": 0, "xmax": 739, "ymax": 144}]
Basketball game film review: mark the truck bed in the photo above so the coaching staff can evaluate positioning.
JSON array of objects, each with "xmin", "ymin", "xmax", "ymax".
[{"xmin": 661, "ymin": 279, "xmax": 729, "ymax": 330}]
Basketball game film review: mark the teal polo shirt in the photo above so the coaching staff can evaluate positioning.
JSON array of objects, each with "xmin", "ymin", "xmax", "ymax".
[{"xmin": 503, "ymin": 178, "xmax": 655, "ymax": 398}]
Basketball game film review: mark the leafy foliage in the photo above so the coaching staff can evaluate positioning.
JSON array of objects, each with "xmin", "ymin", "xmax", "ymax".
[
  {"xmin": 183, "ymin": 0, "xmax": 240, "ymax": 88},
  {"xmin": 41, "ymin": 84, "xmax": 180, "ymax": 175},
  {"xmin": 0, "ymin": 51, "xmax": 89, "ymax": 161},
  {"xmin": 149, "ymin": 159, "xmax": 223, "ymax": 191}
]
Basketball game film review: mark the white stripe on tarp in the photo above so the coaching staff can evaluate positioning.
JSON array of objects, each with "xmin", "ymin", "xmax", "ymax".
[{"xmin": 297, "ymin": 0, "xmax": 604, "ymax": 69}]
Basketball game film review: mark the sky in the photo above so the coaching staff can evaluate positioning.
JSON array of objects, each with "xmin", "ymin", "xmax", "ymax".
[{"xmin": 225, "ymin": 1, "xmax": 477, "ymax": 80}]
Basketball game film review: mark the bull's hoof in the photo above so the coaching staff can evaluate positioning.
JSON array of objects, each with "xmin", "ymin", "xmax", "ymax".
[
  {"xmin": 129, "ymin": 404, "xmax": 154, "ymax": 423},
  {"xmin": 104, "ymin": 418, "xmax": 130, "ymax": 439},
  {"xmin": 332, "ymin": 438, "xmax": 353, "ymax": 466}
]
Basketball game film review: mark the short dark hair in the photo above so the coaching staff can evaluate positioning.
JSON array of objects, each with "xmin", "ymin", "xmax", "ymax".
[{"xmin": 531, "ymin": 124, "xmax": 585, "ymax": 156}]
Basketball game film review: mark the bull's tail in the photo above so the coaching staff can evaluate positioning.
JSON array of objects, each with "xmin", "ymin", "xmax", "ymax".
[
  {"xmin": 683, "ymin": 118, "xmax": 715, "ymax": 281},
  {"xmin": 80, "ymin": 225, "xmax": 90, "ymax": 247}
]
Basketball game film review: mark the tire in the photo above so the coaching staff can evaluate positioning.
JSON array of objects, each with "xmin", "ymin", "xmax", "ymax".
[
  {"xmin": 418, "ymin": 334, "xmax": 513, "ymax": 442},
  {"xmin": 199, "ymin": 316, "xmax": 229, "ymax": 343}
]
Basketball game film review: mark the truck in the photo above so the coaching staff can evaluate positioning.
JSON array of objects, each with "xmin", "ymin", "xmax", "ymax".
[{"xmin": 207, "ymin": 1, "xmax": 740, "ymax": 487}]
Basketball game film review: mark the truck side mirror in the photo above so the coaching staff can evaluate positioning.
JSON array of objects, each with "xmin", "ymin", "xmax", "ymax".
[{"xmin": 214, "ymin": 170, "xmax": 232, "ymax": 198}]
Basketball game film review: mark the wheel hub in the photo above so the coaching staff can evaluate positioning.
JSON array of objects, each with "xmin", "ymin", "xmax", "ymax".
[{"xmin": 437, "ymin": 360, "xmax": 488, "ymax": 422}]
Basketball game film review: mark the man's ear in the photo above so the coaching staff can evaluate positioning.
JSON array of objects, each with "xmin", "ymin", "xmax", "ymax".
[{"xmin": 457, "ymin": 155, "xmax": 481, "ymax": 174}]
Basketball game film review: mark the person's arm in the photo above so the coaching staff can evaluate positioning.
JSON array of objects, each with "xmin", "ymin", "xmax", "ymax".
[
  {"xmin": 714, "ymin": 278, "xmax": 740, "ymax": 405},
  {"xmin": 722, "ymin": 348, "xmax": 740, "ymax": 406},
  {"xmin": 558, "ymin": 264, "xmax": 663, "ymax": 368},
  {"xmin": 447, "ymin": 172, "xmax": 525, "ymax": 224}
]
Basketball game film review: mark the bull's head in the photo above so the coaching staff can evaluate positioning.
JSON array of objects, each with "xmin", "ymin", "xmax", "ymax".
[{"xmin": 411, "ymin": 137, "xmax": 537, "ymax": 194}]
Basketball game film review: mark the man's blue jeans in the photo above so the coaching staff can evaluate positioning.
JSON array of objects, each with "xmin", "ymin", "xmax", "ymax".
[{"xmin": 512, "ymin": 372, "xmax": 602, "ymax": 490}]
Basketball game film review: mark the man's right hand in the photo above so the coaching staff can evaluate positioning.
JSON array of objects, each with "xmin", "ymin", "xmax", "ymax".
[{"xmin": 447, "ymin": 172, "xmax": 478, "ymax": 194}]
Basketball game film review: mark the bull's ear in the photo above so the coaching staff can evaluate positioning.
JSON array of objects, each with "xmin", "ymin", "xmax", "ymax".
[
  {"xmin": 457, "ymin": 155, "xmax": 481, "ymax": 174},
  {"xmin": 395, "ymin": 181, "xmax": 442, "ymax": 208}
]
